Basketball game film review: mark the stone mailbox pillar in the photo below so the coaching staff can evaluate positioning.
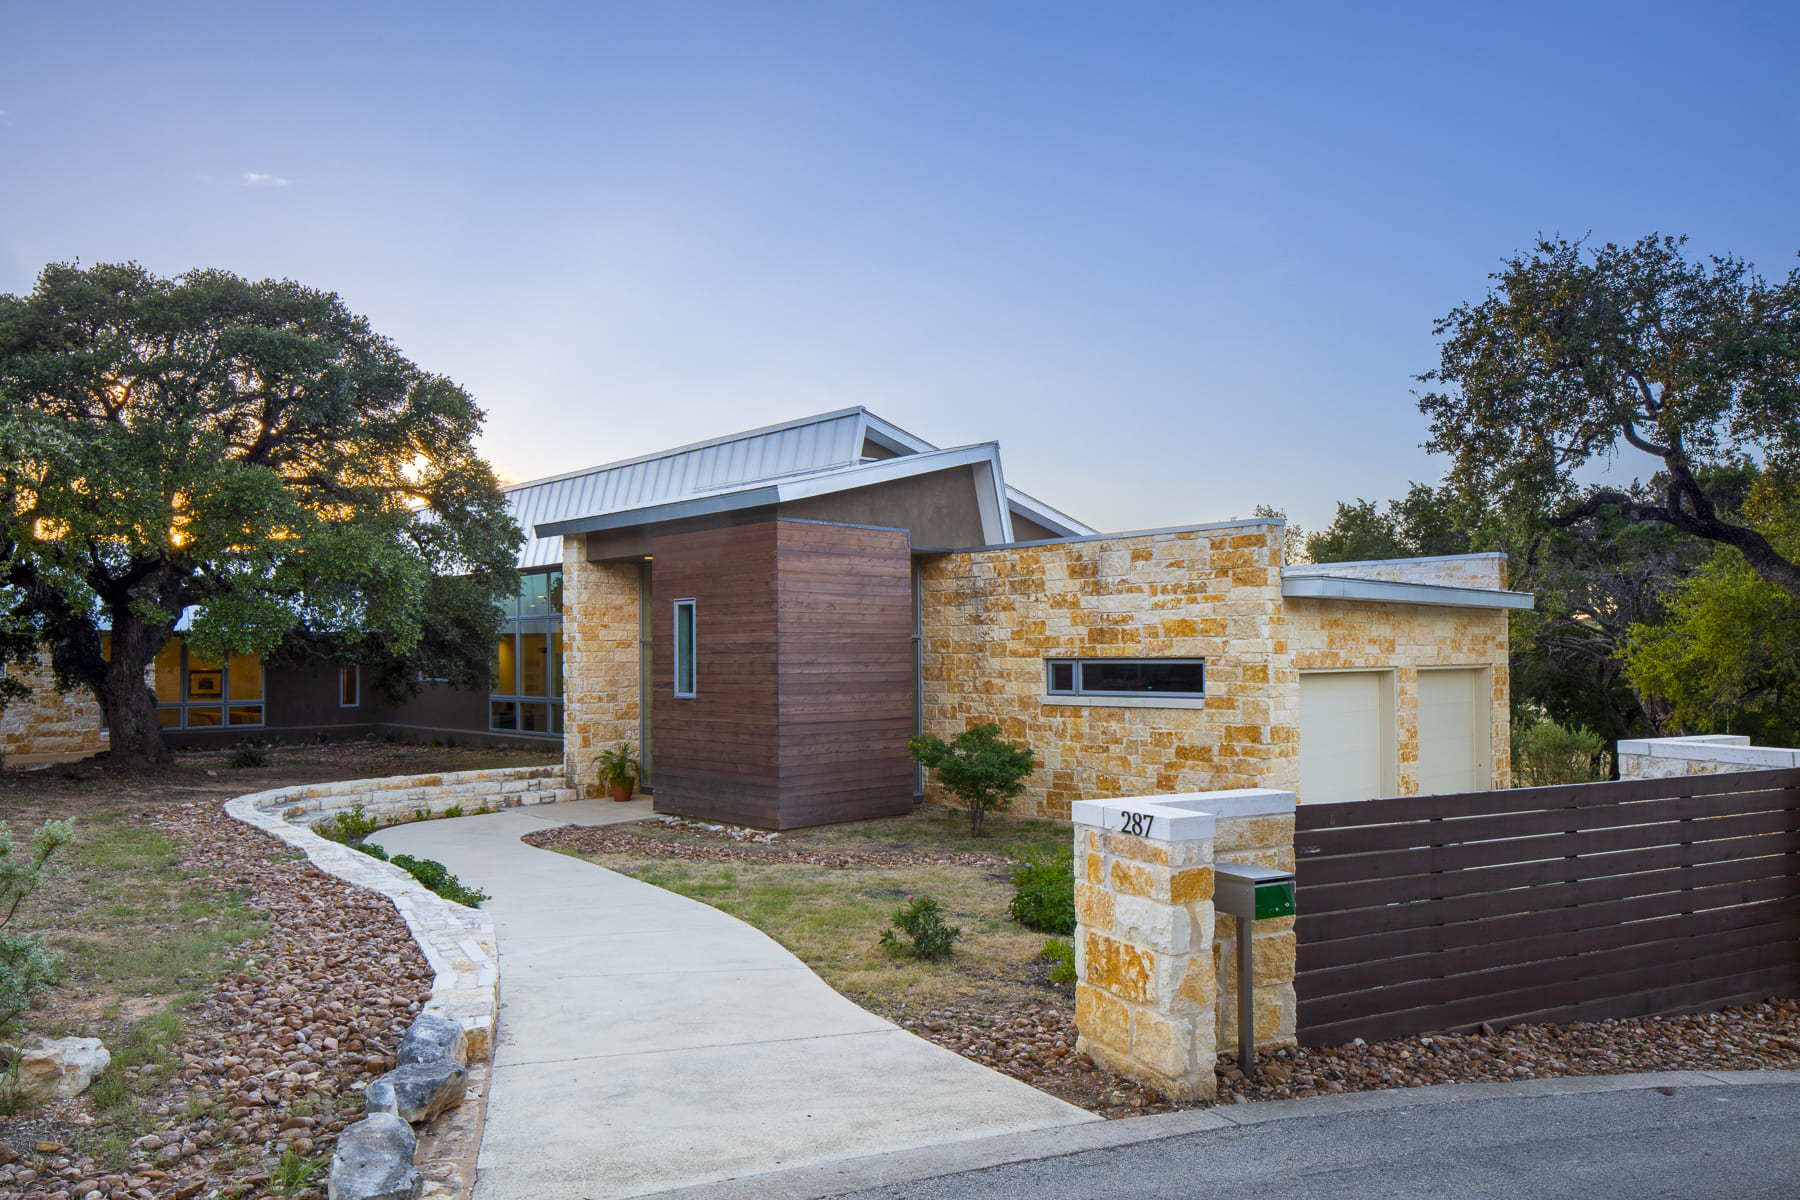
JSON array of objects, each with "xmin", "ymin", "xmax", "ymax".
[{"xmin": 1071, "ymin": 788, "xmax": 1297, "ymax": 1102}]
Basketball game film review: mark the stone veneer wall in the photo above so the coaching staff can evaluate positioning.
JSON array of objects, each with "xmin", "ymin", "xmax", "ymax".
[
  {"xmin": 1211, "ymin": 812, "xmax": 1298, "ymax": 1051},
  {"xmin": 224, "ymin": 765, "xmax": 572, "ymax": 1063},
  {"xmin": 561, "ymin": 539, "xmax": 644, "ymax": 800},
  {"xmin": 1285, "ymin": 552, "xmax": 1508, "ymax": 589},
  {"xmin": 1, "ymin": 653, "xmax": 107, "ymax": 760},
  {"xmin": 1617, "ymin": 734, "xmax": 1800, "ymax": 778},
  {"xmin": 919, "ymin": 522, "xmax": 1514, "ymax": 818}
]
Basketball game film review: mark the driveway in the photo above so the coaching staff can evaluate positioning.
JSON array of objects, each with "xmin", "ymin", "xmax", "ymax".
[{"xmin": 369, "ymin": 800, "xmax": 1095, "ymax": 1200}]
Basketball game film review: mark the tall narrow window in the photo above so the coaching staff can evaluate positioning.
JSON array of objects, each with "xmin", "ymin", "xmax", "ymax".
[
  {"xmin": 673, "ymin": 599, "xmax": 697, "ymax": 698},
  {"xmin": 340, "ymin": 665, "xmax": 360, "ymax": 707}
]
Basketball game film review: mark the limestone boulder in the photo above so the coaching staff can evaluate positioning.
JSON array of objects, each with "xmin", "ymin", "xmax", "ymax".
[
  {"xmin": 362, "ymin": 1078, "xmax": 400, "ymax": 1117},
  {"xmin": 376, "ymin": 1060, "xmax": 467, "ymax": 1124},
  {"xmin": 395, "ymin": 1014, "xmax": 467, "ymax": 1067},
  {"xmin": 4, "ymin": 1036, "xmax": 111, "ymax": 1104},
  {"xmin": 328, "ymin": 1113, "xmax": 421, "ymax": 1200}
]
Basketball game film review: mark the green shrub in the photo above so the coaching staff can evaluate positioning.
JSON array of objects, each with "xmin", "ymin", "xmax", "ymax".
[
  {"xmin": 355, "ymin": 842, "xmax": 390, "ymax": 862},
  {"xmin": 0, "ymin": 818, "xmax": 73, "ymax": 1028},
  {"xmin": 390, "ymin": 854, "xmax": 490, "ymax": 907},
  {"xmin": 1040, "ymin": 938, "xmax": 1076, "ymax": 986},
  {"xmin": 878, "ymin": 896, "xmax": 961, "ymax": 960},
  {"xmin": 908, "ymin": 723, "xmax": 1036, "ymax": 837},
  {"xmin": 443, "ymin": 805, "xmax": 464, "ymax": 819},
  {"xmin": 227, "ymin": 744, "xmax": 268, "ymax": 769},
  {"xmin": 1514, "ymin": 718, "xmax": 1608, "ymax": 787},
  {"xmin": 269, "ymin": 1147, "xmax": 323, "ymax": 1195},
  {"xmin": 1007, "ymin": 847, "xmax": 1076, "ymax": 935},
  {"xmin": 318, "ymin": 804, "xmax": 378, "ymax": 845}
]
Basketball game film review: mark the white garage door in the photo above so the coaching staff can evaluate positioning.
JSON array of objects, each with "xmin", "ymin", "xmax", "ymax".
[
  {"xmin": 1299, "ymin": 671, "xmax": 1389, "ymax": 804},
  {"xmin": 1416, "ymin": 668, "xmax": 1490, "ymax": 795}
]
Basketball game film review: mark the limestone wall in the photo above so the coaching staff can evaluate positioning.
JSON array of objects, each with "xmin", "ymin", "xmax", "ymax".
[
  {"xmin": 1212, "ymin": 812, "xmax": 1297, "ymax": 1051},
  {"xmin": 560, "ymin": 541, "xmax": 643, "ymax": 799},
  {"xmin": 1, "ymin": 654, "xmax": 106, "ymax": 761},
  {"xmin": 919, "ymin": 522, "xmax": 1288, "ymax": 820},
  {"xmin": 1617, "ymin": 734, "xmax": 1800, "ymax": 778},
  {"xmin": 1286, "ymin": 552, "xmax": 1508, "ymax": 589}
]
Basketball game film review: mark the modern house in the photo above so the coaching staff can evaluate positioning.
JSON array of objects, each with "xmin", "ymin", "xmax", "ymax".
[{"xmin": 3, "ymin": 409, "xmax": 1533, "ymax": 826}]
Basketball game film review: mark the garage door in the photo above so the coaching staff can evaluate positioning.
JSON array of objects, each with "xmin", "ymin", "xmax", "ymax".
[
  {"xmin": 1416, "ymin": 668, "xmax": 1490, "ymax": 795},
  {"xmin": 1299, "ymin": 671, "xmax": 1389, "ymax": 804}
]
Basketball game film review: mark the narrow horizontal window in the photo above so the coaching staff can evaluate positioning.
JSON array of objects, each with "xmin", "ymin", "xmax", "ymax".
[
  {"xmin": 1046, "ymin": 658, "xmax": 1205, "ymax": 698},
  {"xmin": 674, "ymin": 599, "xmax": 697, "ymax": 698}
]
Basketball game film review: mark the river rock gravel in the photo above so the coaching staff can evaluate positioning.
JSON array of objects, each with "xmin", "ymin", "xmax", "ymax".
[{"xmin": 0, "ymin": 799, "xmax": 432, "ymax": 1200}]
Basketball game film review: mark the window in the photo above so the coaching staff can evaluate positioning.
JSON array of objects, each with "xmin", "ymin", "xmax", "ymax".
[
  {"xmin": 1045, "ymin": 658, "xmax": 1205, "ymax": 698},
  {"xmin": 340, "ymin": 666, "xmax": 359, "ymax": 707},
  {"xmin": 151, "ymin": 637, "xmax": 265, "ymax": 728},
  {"xmin": 489, "ymin": 569, "xmax": 565, "ymax": 735},
  {"xmin": 673, "ymin": 599, "xmax": 696, "ymax": 698}
]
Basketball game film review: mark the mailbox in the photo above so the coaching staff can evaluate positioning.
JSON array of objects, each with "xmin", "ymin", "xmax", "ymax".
[
  {"xmin": 1215, "ymin": 861, "xmax": 1295, "ymax": 922},
  {"xmin": 1214, "ymin": 861, "xmax": 1296, "ymax": 1081}
]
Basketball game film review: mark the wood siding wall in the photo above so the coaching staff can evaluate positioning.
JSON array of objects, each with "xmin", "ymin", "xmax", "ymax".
[
  {"xmin": 1293, "ymin": 769, "xmax": 1800, "ymax": 1046},
  {"xmin": 651, "ymin": 519, "xmax": 914, "ymax": 829}
]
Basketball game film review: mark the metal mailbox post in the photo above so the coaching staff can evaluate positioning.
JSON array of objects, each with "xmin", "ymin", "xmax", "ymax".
[{"xmin": 1214, "ymin": 860, "xmax": 1296, "ymax": 1079}]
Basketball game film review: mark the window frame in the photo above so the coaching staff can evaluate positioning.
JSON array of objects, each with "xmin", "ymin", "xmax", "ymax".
[
  {"xmin": 487, "ymin": 568, "xmax": 566, "ymax": 737},
  {"xmin": 673, "ymin": 598, "xmax": 697, "ymax": 699},
  {"xmin": 150, "ymin": 637, "xmax": 266, "ymax": 729},
  {"xmin": 1044, "ymin": 657, "xmax": 1207, "ymax": 700},
  {"xmin": 340, "ymin": 665, "xmax": 360, "ymax": 708}
]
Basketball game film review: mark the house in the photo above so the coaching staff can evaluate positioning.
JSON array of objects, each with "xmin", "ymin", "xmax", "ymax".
[{"xmin": 3, "ymin": 408, "xmax": 1533, "ymax": 824}]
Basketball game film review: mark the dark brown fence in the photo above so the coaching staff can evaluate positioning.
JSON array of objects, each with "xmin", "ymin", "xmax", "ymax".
[{"xmin": 1293, "ymin": 768, "xmax": 1800, "ymax": 1046}]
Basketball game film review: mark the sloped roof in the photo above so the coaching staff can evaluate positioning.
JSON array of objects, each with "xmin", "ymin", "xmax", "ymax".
[{"xmin": 504, "ymin": 408, "xmax": 1091, "ymax": 568}]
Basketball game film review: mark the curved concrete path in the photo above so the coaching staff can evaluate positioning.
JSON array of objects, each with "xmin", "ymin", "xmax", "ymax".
[{"xmin": 370, "ymin": 801, "xmax": 1096, "ymax": 1200}]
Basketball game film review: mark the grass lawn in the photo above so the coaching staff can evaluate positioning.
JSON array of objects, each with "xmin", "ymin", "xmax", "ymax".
[{"xmin": 558, "ymin": 805, "xmax": 1076, "ymax": 1020}]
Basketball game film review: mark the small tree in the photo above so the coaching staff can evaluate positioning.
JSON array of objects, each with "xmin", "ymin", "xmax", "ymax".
[
  {"xmin": 0, "ymin": 818, "xmax": 73, "ymax": 1029},
  {"xmin": 908, "ymin": 723, "xmax": 1035, "ymax": 837}
]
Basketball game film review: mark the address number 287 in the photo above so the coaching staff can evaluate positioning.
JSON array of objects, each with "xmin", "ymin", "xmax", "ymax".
[{"xmin": 1118, "ymin": 811, "xmax": 1154, "ymax": 837}]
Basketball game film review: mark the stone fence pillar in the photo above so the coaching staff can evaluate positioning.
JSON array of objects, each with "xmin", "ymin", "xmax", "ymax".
[{"xmin": 1071, "ymin": 788, "xmax": 1296, "ymax": 1102}]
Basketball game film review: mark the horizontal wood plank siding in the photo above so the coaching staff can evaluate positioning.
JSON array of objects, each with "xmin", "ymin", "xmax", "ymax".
[
  {"xmin": 1293, "ymin": 769, "xmax": 1800, "ymax": 1046},
  {"xmin": 775, "ymin": 521, "xmax": 915, "ymax": 828},
  {"xmin": 651, "ymin": 522, "xmax": 782, "ymax": 828}
]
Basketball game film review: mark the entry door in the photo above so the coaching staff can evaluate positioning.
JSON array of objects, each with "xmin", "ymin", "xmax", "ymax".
[
  {"xmin": 1416, "ymin": 668, "xmax": 1491, "ymax": 795},
  {"xmin": 1299, "ymin": 671, "xmax": 1392, "ymax": 804}
]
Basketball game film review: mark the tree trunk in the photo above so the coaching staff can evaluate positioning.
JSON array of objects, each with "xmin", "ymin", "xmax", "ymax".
[{"xmin": 94, "ymin": 616, "xmax": 173, "ymax": 767}]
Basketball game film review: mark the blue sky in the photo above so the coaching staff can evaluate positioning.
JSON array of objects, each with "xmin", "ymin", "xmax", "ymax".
[{"xmin": 3, "ymin": 2, "xmax": 1796, "ymax": 536}]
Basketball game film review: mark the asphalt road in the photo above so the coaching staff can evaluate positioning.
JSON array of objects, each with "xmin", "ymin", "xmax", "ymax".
[{"xmin": 830, "ymin": 1083, "xmax": 1800, "ymax": 1200}]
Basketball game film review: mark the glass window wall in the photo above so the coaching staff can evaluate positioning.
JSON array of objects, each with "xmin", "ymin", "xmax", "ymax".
[
  {"xmin": 154, "ymin": 637, "xmax": 265, "ymax": 728},
  {"xmin": 490, "ymin": 569, "xmax": 564, "ymax": 736}
]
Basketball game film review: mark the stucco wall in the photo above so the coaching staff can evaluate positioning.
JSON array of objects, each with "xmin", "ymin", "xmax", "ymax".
[
  {"xmin": 1, "ymin": 654, "xmax": 106, "ymax": 761},
  {"xmin": 560, "ymin": 541, "xmax": 643, "ymax": 799},
  {"xmin": 919, "ymin": 523, "xmax": 1513, "ymax": 820}
]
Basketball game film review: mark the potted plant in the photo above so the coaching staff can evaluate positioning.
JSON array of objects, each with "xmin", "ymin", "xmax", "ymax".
[{"xmin": 596, "ymin": 743, "xmax": 642, "ymax": 803}]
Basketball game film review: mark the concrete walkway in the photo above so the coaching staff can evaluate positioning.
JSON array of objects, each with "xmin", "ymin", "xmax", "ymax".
[{"xmin": 369, "ymin": 801, "xmax": 1096, "ymax": 1200}]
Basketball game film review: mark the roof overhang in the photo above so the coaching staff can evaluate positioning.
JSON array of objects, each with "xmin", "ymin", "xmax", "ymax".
[
  {"xmin": 534, "ymin": 442, "xmax": 1014, "ymax": 544},
  {"xmin": 1281, "ymin": 573, "xmax": 1536, "ymax": 610},
  {"xmin": 1006, "ymin": 487, "xmax": 1097, "ymax": 537}
]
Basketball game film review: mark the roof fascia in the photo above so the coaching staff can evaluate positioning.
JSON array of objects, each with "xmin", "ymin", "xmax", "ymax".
[
  {"xmin": 1280, "ymin": 574, "xmax": 1536, "ymax": 610},
  {"xmin": 860, "ymin": 412, "xmax": 938, "ymax": 456},
  {"xmin": 1005, "ymin": 486, "xmax": 1096, "ymax": 537}
]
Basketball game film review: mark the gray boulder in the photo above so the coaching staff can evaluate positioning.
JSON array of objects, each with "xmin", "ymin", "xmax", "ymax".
[
  {"xmin": 377, "ymin": 1059, "xmax": 468, "ymax": 1124},
  {"xmin": 396, "ymin": 1014, "xmax": 467, "ymax": 1067},
  {"xmin": 4, "ymin": 1036, "xmax": 111, "ymax": 1104},
  {"xmin": 362, "ymin": 1078, "xmax": 399, "ymax": 1117},
  {"xmin": 327, "ymin": 1114, "xmax": 421, "ymax": 1200}
]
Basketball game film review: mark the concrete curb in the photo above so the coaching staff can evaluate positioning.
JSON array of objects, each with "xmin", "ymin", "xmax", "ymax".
[
  {"xmin": 222, "ymin": 765, "xmax": 570, "ymax": 1062},
  {"xmin": 645, "ymin": 1069, "xmax": 1800, "ymax": 1200}
]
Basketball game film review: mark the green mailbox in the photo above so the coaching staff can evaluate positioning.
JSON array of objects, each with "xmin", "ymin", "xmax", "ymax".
[{"xmin": 1214, "ymin": 861, "xmax": 1297, "ymax": 1080}]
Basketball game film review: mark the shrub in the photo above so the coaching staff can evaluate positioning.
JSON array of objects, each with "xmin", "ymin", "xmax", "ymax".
[
  {"xmin": 443, "ymin": 805, "xmax": 464, "ymax": 819},
  {"xmin": 1514, "ymin": 718, "xmax": 1608, "ymax": 787},
  {"xmin": 355, "ymin": 842, "xmax": 390, "ymax": 862},
  {"xmin": 228, "ymin": 744, "xmax": 268, "ymax": 769},
  {"xmin": 908, "ymin": 723, "xmax": 1036, "ymax": 837},
  {"xmin": 390, "ymin": 854, "xmax": 490, "ymax": 907},
  {"xmin": 318, "ymin": 803, "xmax": 378, "ymax": 845},
  {"xmin": 0, "ymin": 818, "xmax": 73, "ymax": 1028},
  {"xmin": 1040, "ymin": 938, "xmax": 1076, "ymax": 986},
  {"xmin": 878, "ymin": 896, "xmax": 961, "ymax": 960},
  {"xmin": 1007, "ymin": 847, "xmax": 1075, "ymax": 935},
  {"xmin": 269, "ymin": 1148, "xmax": 323, "ymax": 1196}
]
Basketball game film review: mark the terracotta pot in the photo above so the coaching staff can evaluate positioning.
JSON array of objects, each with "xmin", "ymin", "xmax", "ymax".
[{"xmin": 608, "ymin": 780, "xmax": 634, "ymax": 803}]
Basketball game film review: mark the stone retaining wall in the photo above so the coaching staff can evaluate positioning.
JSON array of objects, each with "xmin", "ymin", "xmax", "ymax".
[
  {"xmin": 1, "ymin": 653, "xmax": 107, "ymax": 761},
  {"xmin": 1617, "ymin": 734, "xmax": 1800, "ymax": 778},
  {"xmin": 225, "ymin": 765, "xmax": 572, "ymax": 1062}
]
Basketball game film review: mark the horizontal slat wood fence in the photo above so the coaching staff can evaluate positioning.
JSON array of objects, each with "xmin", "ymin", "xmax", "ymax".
[{"xmin": 1293, "ymin": 768, "xmax": 1800, "ymax": 1047}]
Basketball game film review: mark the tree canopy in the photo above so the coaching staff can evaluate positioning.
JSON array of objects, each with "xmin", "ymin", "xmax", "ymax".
[
  {"xmin": 1418, "ymin": 234, "xmax": 1800, "ymax": 597},
  {"xmin": 0, "ymin": 262, "xmax": 520, "ymax": 764}
]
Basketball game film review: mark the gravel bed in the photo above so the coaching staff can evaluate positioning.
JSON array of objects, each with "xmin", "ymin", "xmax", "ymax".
[
  {"xmin": 0, "ymin": 800, "xmax": 432, "ymax": 1200},
  {"xmin": 525, "ymin": 822, "xmax": 1016, "ymax": 869},
  {"xmin": 892, "ymin": 997, "xmax": 1800, "ymax": 1117}
]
